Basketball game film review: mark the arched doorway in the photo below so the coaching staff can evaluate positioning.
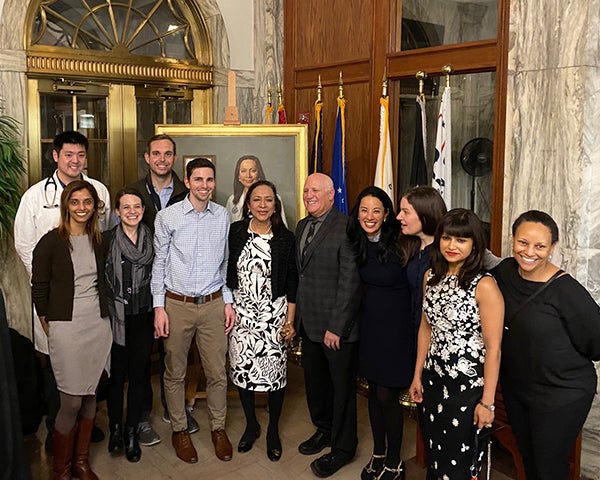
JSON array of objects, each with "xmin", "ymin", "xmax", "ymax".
[{"xmin": 24, "ymin": 0, "xmax": 214, "ymax": 195}]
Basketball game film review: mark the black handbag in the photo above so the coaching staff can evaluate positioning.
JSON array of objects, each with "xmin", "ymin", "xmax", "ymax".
[{"xmin": 470, "ymin": 426, "xmax": 493, "ymax": 480}]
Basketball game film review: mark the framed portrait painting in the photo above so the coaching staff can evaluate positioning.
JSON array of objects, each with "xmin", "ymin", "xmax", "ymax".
[{"xmin": 155, "ymin": 124, "xmax": 308, "ymax": 229}]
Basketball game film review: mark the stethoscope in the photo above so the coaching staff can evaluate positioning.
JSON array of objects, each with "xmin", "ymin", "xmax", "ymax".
[{"xmin": 43, "ymin": 171, "xmax": 60, "ymax": 209}]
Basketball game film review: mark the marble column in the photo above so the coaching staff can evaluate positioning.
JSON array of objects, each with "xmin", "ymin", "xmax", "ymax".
[
  {"xmin": 0, "ymin": 0, "xmax": 35, "ymax": 339},
  {"xmin": 504, "ymin": 0, "xmax": 600, "ymax": 477},
  {"xmin": 198, "ymin": 0, "xmax": 283, "ymax": 124}
]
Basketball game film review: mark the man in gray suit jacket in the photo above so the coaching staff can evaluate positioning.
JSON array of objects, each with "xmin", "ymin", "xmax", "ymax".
[{"xmin": 295, "ymin": 173, "xmax": 360, "ymax": 478}]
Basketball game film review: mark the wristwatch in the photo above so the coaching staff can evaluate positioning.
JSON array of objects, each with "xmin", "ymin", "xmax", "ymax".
[{"xmin": 478, "ymin": 400, "xmax": 495, "ymax": 412}]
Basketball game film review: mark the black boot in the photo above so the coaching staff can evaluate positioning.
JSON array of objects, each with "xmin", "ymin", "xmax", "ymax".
[
  {"xmin": 124, "ymin": 426, "xmax": 141, "ymax": 463},
  {"xmin": 107, "ymin": 423, "xmax": 123, "ymax": 454}
]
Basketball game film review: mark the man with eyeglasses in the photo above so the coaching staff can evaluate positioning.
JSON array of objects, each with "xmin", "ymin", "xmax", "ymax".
[
  {"xmin": 126, "ymin": 134, "xmax": 192, "ymax": 447},
  {"xmin": 14, "ymin": 130, "xmax": 111, "ymax": 454}
]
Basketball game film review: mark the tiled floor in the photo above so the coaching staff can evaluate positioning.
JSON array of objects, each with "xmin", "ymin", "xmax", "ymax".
[{"xmin": 25, "ymin": 362, "xmax": 516, "ymax": 479}]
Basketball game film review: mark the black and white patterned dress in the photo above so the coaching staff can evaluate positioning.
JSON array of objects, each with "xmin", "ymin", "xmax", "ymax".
[
  {"xmin": 421, "ymin": 273, "xmax": 486, "ymax": 480},
  {"xmin": 229, "ymin": 231, "xmax": 288, "ymax": 391}
]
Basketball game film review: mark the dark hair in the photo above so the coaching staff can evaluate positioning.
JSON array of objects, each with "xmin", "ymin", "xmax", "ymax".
[
  {"xmin": 397, "ymin": 186, "xmax": 448, "ymax": 265},
  {"xmin": 53, "ymin": 131, "xmax": 89, "ymax": 153},
  {"xmin": 58, "ymin": 180, "xmax": 103, "ymax": 247},
  {"xmin": 114, "ymin": 187, "xmax": 145, "ymax": 210},
  {"xmin": 186, "ymin": 157, "xmax": 216, "ymax": 179},
  {"xmin": 512, "ymin": 210, "xmax": 559, "ymax": 244},
  {"xmin": 347, "ymin": 186, "xmax": 400, "ymax": 265},
  {"xmin": 146, "ymin": 134, "xmax": 176, "ymax": 154},
  {"xmin": 428, "ymin": 208, "xmax": 487, "ymax": 290},
  {"xmin": 232, "ymin": 155, "xmax": 266, "ymax": 204},
  {"xmin": 242, "ymin": 180, "xmax": 286, "ymax": 237}
]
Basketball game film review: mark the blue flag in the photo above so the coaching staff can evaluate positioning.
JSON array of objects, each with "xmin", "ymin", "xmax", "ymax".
[{"xmin": 331, "ymin": 97, "xmax": 348, "ymax": 214}]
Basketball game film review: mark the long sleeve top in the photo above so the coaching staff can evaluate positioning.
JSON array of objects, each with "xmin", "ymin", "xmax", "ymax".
[
  {"xmin": 492, "ymin": 258, "xmax": 600, "ymax": 409},
  {"xmin": 151, "ymin": 197, "xmax": 233, "ymax": 307},
  {"xmin": 32, "ymin": 229, "xmax": 109, "ymax": 321},
  {"xmin": 226, "ymin": 220, "xmax": 298, "ymax": 302}
]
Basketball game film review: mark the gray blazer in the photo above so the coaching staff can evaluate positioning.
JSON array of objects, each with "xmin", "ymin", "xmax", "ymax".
[{"xmin": 295, "ymin": 208, "xmax": 360, "ymax": 343}]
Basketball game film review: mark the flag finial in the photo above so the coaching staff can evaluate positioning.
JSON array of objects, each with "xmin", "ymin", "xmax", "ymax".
[
  {"xmin": 277, "ymin": 82, "xmax": 282, "ymax": 105},
  {"xmin": 442, "ymin": 64, "xmax": 453, "ymax": 88},
  {"xmin": 317, "ymin": 75, "xmax": 322, "ymax": 103},
  {"xmin": 416, "ymin": 71, "xmax": 427, "ymax": 98},
  {"xmin": 382, "ymin": 67, "xmax": 388, "ymax": 98},
  {"xmin": 267, "ymin": 80, "xmax": 272, "ymax": 106},
  {"xmin": 338, "ymin": 72, "xmax": 344, "ymax": 99}
]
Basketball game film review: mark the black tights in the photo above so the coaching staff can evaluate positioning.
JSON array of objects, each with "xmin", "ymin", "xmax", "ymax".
[
  {"xmin": 54, "ymin": 392, "xmax": 96, "ymax": 434},
  {"xmin": 237, "ymin": 386, "xmax": 285, "ymax": 440},
  {"xmin": 367, "ymin": 380, "xmax": 404, "ymax": 467}
]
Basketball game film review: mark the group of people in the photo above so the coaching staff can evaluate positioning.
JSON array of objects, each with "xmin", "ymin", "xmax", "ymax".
[{"xmin": 14, "ymin": 130, "xmax": 600, "ymax": 480}]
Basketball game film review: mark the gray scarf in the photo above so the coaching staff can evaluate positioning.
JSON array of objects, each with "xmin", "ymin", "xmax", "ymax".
[{"xmin": 106, "ymin": 223, "xmax": 153, "ymax": 346}]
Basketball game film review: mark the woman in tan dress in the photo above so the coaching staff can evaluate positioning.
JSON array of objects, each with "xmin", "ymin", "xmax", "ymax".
[{"xmin": 32, "ymin": 180, "xmax": 112, "ymax": 480}]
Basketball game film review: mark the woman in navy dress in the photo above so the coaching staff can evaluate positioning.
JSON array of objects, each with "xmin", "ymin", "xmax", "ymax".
[{"xmin": 347, "ymin": 187, "xmax": 412, "ymax": 480}]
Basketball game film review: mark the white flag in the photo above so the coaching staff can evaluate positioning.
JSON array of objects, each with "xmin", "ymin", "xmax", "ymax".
[
  {"xmin": 374, "ymin": 96, "xmax": 394, "ymax": 207},
  {"xmin": 432, "ymin": 86, "xmax": 452, "ymax": 208}
]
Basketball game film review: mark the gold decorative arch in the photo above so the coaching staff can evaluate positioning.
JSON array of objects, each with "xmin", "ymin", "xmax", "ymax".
[{"xmin": 25, "ymin": 0, "xmax": 213, "ymax": 88}]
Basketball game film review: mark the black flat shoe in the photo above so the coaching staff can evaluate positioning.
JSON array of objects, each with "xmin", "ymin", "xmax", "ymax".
[
  {"xmin": 108, "ymin": 424, "xmax": 124, "ymax": 454},
  {"xmin": 267, "ymin": 430, "xmax": 282, "ymax": 462},
  {"xmin": 237, "ymin": 425, "xmax": 261, "ymax": 453},
  {"xmin": 124, "ymin": 426, "xmax": 141, "ymax": 463},
  {"xmin": 310, "ymin": 451, "xmax": 353, "ymax": 478},
  {"xmin": 298, "ymin": 430, "xmax": 331, "ymax": 455}
]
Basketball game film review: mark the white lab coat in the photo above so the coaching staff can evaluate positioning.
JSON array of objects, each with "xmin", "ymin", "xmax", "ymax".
[{"xmin": 13, "ymin": 171, "xmax": 111, "ymax": 353}]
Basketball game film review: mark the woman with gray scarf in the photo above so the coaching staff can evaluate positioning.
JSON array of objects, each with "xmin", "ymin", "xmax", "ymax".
[{"xmin": 104, "ymin": 188, "xmax": 154, "ymax": 462}]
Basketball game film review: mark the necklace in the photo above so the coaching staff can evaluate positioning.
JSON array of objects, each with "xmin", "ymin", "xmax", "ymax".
[{"xmin": 250, "ymin": 218, "xmax": 272, "ymax": 235}]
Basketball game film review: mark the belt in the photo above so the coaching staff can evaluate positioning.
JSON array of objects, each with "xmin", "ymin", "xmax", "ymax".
[{"xmin": 165, "ymin": 290, "xmax": 222, "ymax": 305}]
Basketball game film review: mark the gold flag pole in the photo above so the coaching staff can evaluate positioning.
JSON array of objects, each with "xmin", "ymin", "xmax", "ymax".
[
  {"xmin": 382, "ymin": 66, "xmax": 388, "ymax": 98},
  {"xmin": 416, "ymin": 71, "xmax": 427, "ymax": 99},
  {"xmin": 317, "ymin": 75, "xmax": 322, "ymax": 103},
  {"xmin": 442, "ymin": 64, "xmax": 453, "ymax": 88},
  {"xmin": 338, "ymin": 71, "xmax": 344, "ymax": 99}
]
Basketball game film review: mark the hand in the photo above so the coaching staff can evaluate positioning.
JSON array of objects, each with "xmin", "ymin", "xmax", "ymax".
[
  {"xmin": 154, "ymin": 307, "xmax": 170, "ymax": 338},
  {"xmin": 323, "ymin": 330, "xmax": 340, "ymax": 350},
  {"xmin": 224, "ymin": 303, "xmax": 236, "ymax": 335},
  {"xmin": 409, "ymin": 378, "xmax": 423, "ymax": 403},
  {"xmin": 281, "ymin": 322, "xmax": 296, "ymax": 343},
  {"xmin": 474, "ymin": 403, "xmax": 495, "ymax": 429},
  {"xmin": 39, "ymin": 316, "xmax": 49, "ymax": 336}
]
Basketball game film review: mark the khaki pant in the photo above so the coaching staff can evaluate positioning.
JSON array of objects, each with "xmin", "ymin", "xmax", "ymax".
[{"xmin": 163, "ymin": 296, "xmax": 227, "ymax": 432}]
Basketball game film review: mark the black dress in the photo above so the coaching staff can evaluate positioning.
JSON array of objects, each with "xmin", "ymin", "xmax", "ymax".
[
  {"xmin": 358, "ymin": 241, "xmax": 413, "ymax": 388},
  {"xmin": 421, "ymin": 273, "xmax": 486, "ymax": 479}
]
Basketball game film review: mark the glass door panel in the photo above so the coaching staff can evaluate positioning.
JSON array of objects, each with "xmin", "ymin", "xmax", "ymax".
[{"xmin": 397, "ymin": 71, "xmax": 496, "ymax": 227}]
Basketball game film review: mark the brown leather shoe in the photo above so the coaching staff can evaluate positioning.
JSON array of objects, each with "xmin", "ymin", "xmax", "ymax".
[
  {"xmin": 211, "ymin": 429, "xmax": 233, "ymax": 461},
  {"xmin": 172, "ymin": 431, "xmax": 198, "ymax": 464}
]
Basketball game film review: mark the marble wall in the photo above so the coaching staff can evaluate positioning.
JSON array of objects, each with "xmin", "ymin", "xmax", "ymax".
[
  {"xmin": 504, "ymin": 0, "xmax": 600, "ymax": 477},
  {"xmin": 200, "ymin": 0, "xmax": 284, "ymax": 125}
]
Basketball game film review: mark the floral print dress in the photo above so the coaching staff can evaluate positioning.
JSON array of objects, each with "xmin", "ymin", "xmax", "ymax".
[
  {"xmin": 421, "ymin": 272, "xmax": 486, "ymax": 479},
  {"xmin": 228, "ymin": 231, "xmax": 288, "ymax": 391}
]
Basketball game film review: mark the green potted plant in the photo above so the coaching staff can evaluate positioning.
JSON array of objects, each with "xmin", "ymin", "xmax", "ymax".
[{"xmin": 0, "ymin": 103, "xmax": 26, "ymax": 240}]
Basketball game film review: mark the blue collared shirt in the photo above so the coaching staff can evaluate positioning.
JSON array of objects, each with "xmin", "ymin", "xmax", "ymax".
[
  {"xmin": 156, "ymin": 180, "xmax": 174, "ymax": 209},
  {"xmin": 151, "ymin": 196, "xmax": 233, "ymax": 307}
]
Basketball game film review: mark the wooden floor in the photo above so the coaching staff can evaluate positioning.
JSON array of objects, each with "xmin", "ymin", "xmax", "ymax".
[{"xmin": 24, "ymin": 362, "xmax": 516, "ymax": 479}]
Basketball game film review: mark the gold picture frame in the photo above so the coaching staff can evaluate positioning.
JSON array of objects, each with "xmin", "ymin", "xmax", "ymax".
[{"xmin": 155, "ymin": 124, "xmax": 309, "ymax": 229}]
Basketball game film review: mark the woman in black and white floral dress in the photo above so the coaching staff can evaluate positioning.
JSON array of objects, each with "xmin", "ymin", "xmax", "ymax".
[
  {"xmin": 226, "ymin": 180, "xmax": 298, "ymax": 462},
  {"xmin": 409, "ymin": 209, "xmax": 503, "ymax": 480}
]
